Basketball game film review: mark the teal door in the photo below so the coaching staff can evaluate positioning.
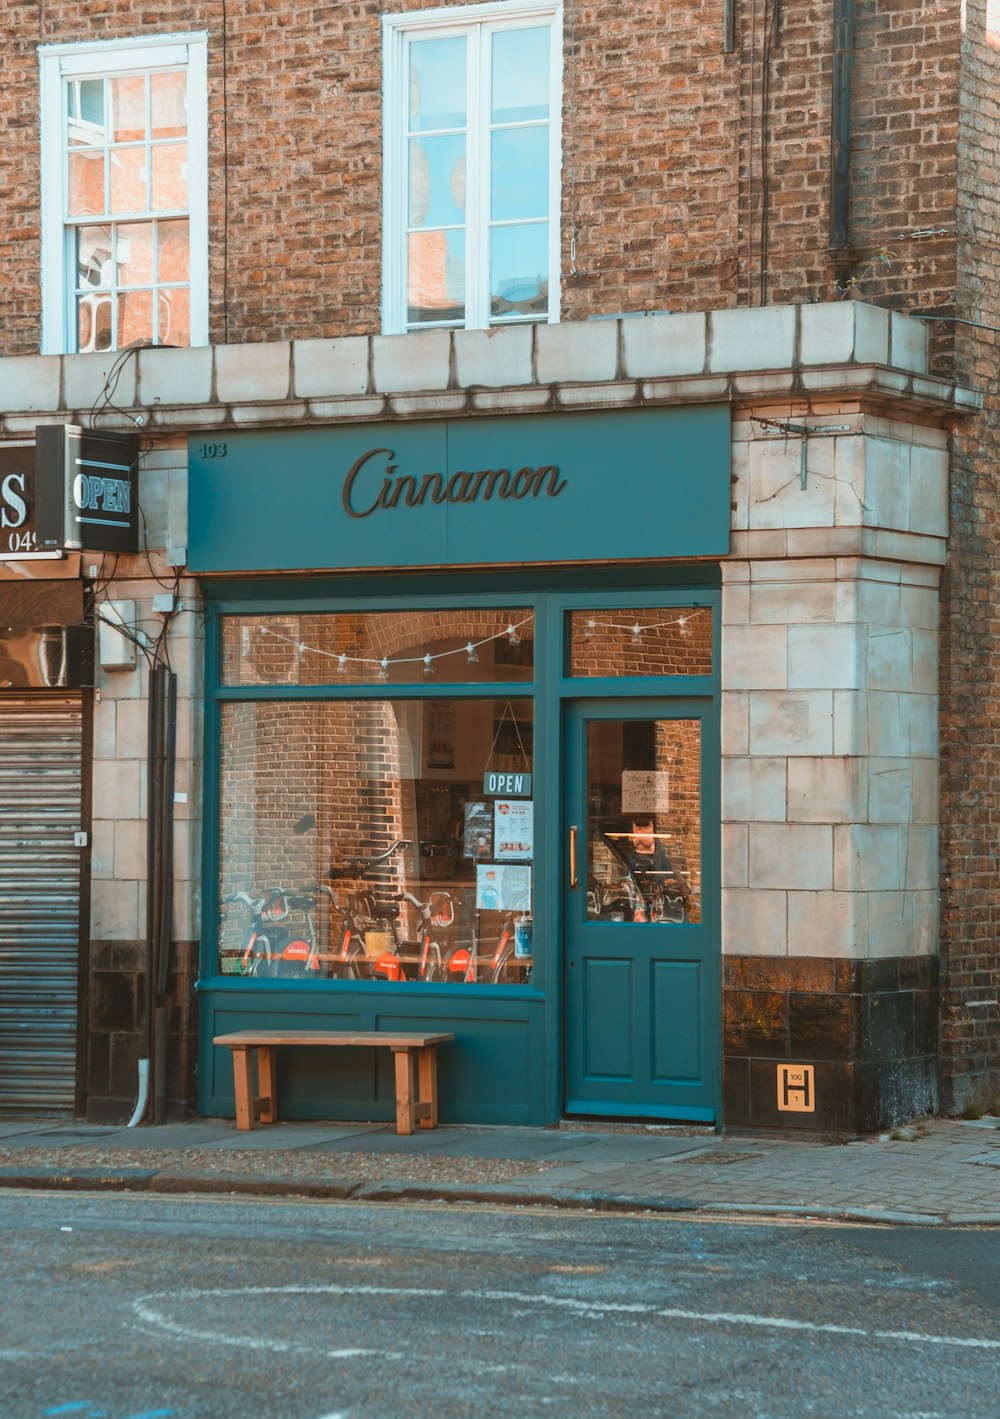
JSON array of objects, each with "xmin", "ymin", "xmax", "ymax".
[{"xmin": 564, "ymin": 700, "xmax": 720, "ymax": 1123}]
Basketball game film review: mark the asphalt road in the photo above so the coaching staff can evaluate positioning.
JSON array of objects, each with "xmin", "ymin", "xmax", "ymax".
[{"xmin": 0, "ymin": 1191, "xmax": 997, "ymax": 1419}]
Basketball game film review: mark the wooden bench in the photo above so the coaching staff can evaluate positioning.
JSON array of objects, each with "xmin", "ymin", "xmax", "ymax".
[{"xmin": 213, "ymin": 1029, "xmax": 455, "ymax": 1136}]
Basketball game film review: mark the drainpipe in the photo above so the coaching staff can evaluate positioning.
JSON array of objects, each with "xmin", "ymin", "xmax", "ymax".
[
  {"xmin": 138, "ymin": 664, "xmax": 177, "ymax": 1126},
  {"xmin": 829, "ymin": 0, "xmax": 855, "ymax": 262}
]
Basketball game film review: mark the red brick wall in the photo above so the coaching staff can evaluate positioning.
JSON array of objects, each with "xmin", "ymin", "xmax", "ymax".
[
  {"xmin": 0, "ymin": 0, "xmax": 967, "ymax": 350},
  {"xmin": 937, "ymin": 0, "xmax": 1000, "ymax": 1114}
]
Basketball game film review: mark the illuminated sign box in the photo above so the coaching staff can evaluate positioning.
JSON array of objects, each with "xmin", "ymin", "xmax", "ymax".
[{"xmin": 35, "ymin": 425, "xmax": 139, "ymax": 554}]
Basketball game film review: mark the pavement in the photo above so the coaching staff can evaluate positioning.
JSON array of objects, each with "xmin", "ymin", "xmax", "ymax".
[{"xmin": 0, "ymin": 1112, "xmax": 998, "ymax": 1227}]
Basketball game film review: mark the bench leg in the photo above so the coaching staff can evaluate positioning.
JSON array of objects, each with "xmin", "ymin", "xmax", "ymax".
[
  {"xmin": 231, "ymin": 1048, "xmax": 254, "ymax": 1131},
  {"xmin": 257, "ymin": 1044, "xmax": 278, "ymax": 1125},
  {"xmin": 417, "ymin": 1046, "xmax": 438, "ymax": 1129},
  {"xmin": 393, "ymin": 1048, "xmax": 417, "ymax": 1134}
]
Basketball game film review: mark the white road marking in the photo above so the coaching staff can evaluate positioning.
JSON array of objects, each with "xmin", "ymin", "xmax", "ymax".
[{"xmin": 132, "ymin": 1282, "xmax": 1000, "ymax": 1354}]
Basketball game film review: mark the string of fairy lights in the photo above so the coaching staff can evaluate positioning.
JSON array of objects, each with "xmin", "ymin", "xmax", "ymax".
[{"xmin": 247, "ymin": 607, "xmax": 709, "ymax": 679}]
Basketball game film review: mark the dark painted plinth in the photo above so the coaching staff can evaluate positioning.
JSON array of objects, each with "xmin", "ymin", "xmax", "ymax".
[
  {"xmin": 723, "ymin": 956, "xmax": 939, "ymax": 1135},
  {"xmin": 84, "ymin": 939, "xmax": 199, "ymax": 1123}
]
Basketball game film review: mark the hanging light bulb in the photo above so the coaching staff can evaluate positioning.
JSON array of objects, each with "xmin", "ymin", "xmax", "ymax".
[
  {"xmin": 378, "ymin": 657, "xmax": 390, "ymax": 681},
  {"xmin": 422, "ymin": 653, "xmax": 434, "ymax": 678},
  {"xmin": 631, "ymin": 623, "xmax": 643, "ymax": 645},
  {"xmin": 466, "ymin": 642, "xmax": 479, "ymax": 665},
  {"xmin": 337, "ymin": 653, "xmax": 348, "ymax": 674},
  {"xmin": 678, "ymin": 615, "xmax": 691, "ymax": 638},
  {"xmin": 506, "ymin": 623, "xmax": 520, "ymax": 646},
  {"xmin": 584, "ymin": 618, "xmax": 596, "ymax": 641}
]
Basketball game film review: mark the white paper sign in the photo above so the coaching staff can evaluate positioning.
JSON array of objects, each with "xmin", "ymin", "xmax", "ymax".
[
  {"xmin": 493, "ymin": 799, "xmax": 534, "ymax": 861},
  {"xmin": 621, "ymin": 769, "xmax": 670, "ymax": 815}
]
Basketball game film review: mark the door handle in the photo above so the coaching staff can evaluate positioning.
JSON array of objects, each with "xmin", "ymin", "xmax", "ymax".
[{"xmin": 569, "ymin": 825, "xmax": 578, "ymax": 888}]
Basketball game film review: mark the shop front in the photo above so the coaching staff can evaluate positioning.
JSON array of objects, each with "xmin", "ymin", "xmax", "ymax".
[{"xmin": 189, "ymin": 406, "xmax": 729, "ymax": 1126}]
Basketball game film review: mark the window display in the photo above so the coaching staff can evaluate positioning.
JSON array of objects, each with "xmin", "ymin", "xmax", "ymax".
[{"xmin": 217, "ymin": 694, "xmax": 534, "ymax": 985}]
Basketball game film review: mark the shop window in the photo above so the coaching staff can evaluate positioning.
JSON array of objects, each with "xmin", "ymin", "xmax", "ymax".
[
  {"xmin": 216, "ymin": 607, "xmax": 537, "ymax": 987},
  {"xmin": 568, "ymin": 607, "xmax": 713, "ymax": 678},
  {"xmin": 39, "ymin": 34, "xmax": 208, "ymax": 354},
  {"xmin": 217, "ymin": 697, "xmax": 535, "ymax": 985},
  {"xmin": 584, "ymin": 718, "xmax": 702, "ymax": 925},
  {"xmin": 220, "ymin": 608, "xmax": 534, "ymax": 686},
  {"xmin": 381, "ymin": 0, "xmax": 562, "ymax": 333}
]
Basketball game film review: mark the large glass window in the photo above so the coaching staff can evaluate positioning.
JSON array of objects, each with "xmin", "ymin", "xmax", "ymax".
[
  {"xmin": 382, "ymin": 1, "xmax": 562, "ymax": 333},
  {"xmin": 217, "ymin": 610, "xmax": 536, "ymax": 986},
  {"xmin": 568, "ymin": 607, "xmax": 714, "ymax": 678},
  {"xmin": 40, "ymin": 35, "xmax": 208, "ymax": 354}
]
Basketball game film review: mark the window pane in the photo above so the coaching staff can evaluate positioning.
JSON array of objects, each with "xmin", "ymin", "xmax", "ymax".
[
  {"xmin": 218, "ymin": 698, "xmax": 535, "ymax": 984},
  {"xmin": 409, "ymin": 137, "xmax": 466, "ymax": 227},
  {"xmin": 157, "ymin": 218, "xmax": 190, "ymax": 282},
  {"xmin": 119, "ymin": 288, "xmax": 154, "ymax": 346},
  {"xmin": 408, "ymin": 36, "xmax": 467, "ymax": 131},
  {"xmin": 151, "ymin": 70, "xmax": 187, "ymax": 140},
  {"xmin": 585, "ymin": 718, "xmax": 701, "ymax": 925},
  {"xmin": 491, "ymin": 28, "xmax": 550, "ymax": 124},
  {"xmin": 77, "ymin": 291, "xmax": 114, "ymax": 353},
  {"xmin": 490, "ymin": 224, "xmax": 548, "ymax": 318},
  {"xmin": 116, "ymin": 223, "xmax": 155, "ymax": 286},
  {"xmin": 109, "ymin": 147, "xmax": 148, "ymax": 213},
  {"xmin": 110, "ymin": 74, "xmax": 147, "ymax": 143},
  {"xmin": 76, "ymin": 226, "xmax": 113, "ymax": 290},
  {"xmin": 408, "ymin": 229, "xmax": 465, "ymax": 324},
  {"xmin": 68, "ymin": 149, "xmax": 105, "ymax": 217},
  {"xmin": 568, "ymin": 608, "xmax": 714, "ymax": 677},
  {"xmin": 151, "ymin": 143, "xmax": 188, "ymax": 212},
  {"xmin": 490, "ymin": 128, "xmax": 548, "ymax": 221},
  {"xmin": 160, "ymin": 285, "xmax": 189, "ymax": 346},
  {"xmin": 67, "ymin": 78, "xmax": 105, "ymax": 141},
  {"xmin": 221, "ymin": 610, "xmax": 534, "ymax": 687}
]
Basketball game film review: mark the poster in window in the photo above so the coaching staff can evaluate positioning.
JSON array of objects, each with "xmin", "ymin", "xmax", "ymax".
[
  {"xmin": 426, "ymin": 701, "xmax": 455, "ymax": 769},
  {"xmin": 463, "ymin": 801, "xmax": 493, "ymax": 859},
  {"xmin": 476, "ymin": 863, "xmax": 531, "ymax": 912},
  {"xmin": 493, "ymin": 799, "xmax": 533, "ymax": 861}
]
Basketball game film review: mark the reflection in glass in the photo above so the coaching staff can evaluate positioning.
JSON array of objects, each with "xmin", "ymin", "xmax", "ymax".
[
  {"xmin": 119, "ymin": 289, "xmax": 155, "ymax": 347},
  {"xmin": 221, "ymin": 609, "xmax": 535, "ymax": 687},
  {"xmin": 408, "ymin": 230, "xmax": 465, "ymax": 325},
  {"xmin": 569, "ymin": 608, "xmax": 714, "ymax": 678},
  {"xmin": 585, "ymin": 719, "xmax": 701, "ymax": 925},
  {"xmin": 157, "ymin": 219, "xmax": 190, "ymax": 282},
  {"xmin": 67, "ymin": 78, "xmax": 106, "ymax": 138},
  {"xmin": 111, "ymin": 75, "xmax": 146, "ymax": 143},
  {"xmin": 490, "ymin": 128, "xmax": 548, "ymax": 222},
  {"xmin": 409, "ymin": 136, "xmax": 466, "ymax": 228},
  {"xmin": 491, "ymin": 28, "xmax": 550, "ymax": 124},
  {"xmin": 409, "ymin": 36, "xmax": 467, "ymax": 131},
  {"xmin": 116, "ymin": 224, "xmax": 155, "ymax": 286},
  {"xmin": 160, "ymin": 286, "xmax": 189, "ymax": 346},
  {"xmin": 490, "ymin": 223, "xmax": 548, "ymax": 318},
  {"xmin": 110, "ymin": 146, "xmax": 147, "ymax": 213},
  {"xmin": 218, "ymin": 698, "xmax": 535, "ymax": 984},
  {"xmin": 68, "ymin": 150, "xmax": 105, "ymax": 218},
  {"xmin": 151, "ymin": 143, "xmax": 188, "ymax": 212},
  {"xmin": 151, "ymin": 70, "xmax": 188, "ymax": 140}
]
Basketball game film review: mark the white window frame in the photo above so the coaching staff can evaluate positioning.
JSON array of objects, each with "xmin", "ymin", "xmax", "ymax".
[
  {"xmin": 39, "ymin": 32, "xmax": 209, "ymax": 355},
  {"xmin": 381, "ymin": 0, "xmax": 562, "ymax": 335}
]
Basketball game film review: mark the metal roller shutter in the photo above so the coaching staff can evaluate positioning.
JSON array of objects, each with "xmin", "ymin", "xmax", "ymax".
[{"xmin": 0, "ymin": 695, "xmax": 83, "ymax": 1114}]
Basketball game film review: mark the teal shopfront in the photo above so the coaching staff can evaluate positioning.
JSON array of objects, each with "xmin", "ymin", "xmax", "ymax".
[{"xmin": 189, "ymin": 406, "xmax": 729, "ymax": 1127}]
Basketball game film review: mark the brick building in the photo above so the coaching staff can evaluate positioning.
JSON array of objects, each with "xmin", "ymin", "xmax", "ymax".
[{"xmin": 0, "ymin": 0, "xmax": 997, "ymax": 1131}]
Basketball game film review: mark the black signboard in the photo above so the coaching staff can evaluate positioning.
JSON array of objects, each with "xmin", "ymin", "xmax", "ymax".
[
  {"xmin": 36, "ymin": 425, "xmax": 139, "ymax": 553},
  {"xmin": 0, "ymin": 444, "xmax": 40, "ymax": 558}
]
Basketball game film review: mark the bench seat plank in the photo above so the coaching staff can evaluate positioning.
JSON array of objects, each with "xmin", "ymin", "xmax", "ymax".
[{"xmin": 213, "ymin": 1030, "xmax": 454, "ymax": 1135}]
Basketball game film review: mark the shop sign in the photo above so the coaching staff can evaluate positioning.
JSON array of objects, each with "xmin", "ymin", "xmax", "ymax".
[
  {"xmin": 483, "ymin": 770, "xmax": 532, "ymax": 797},
  {"xmin": 0, "ymin": 444, "xmax": 58, "ymax": 560},
  {"xmin": 188, "ymin": 406, "xmax": 732, "ymax": 573},
  {"xmin": 35, "ymin": 425, "xmax": 139, "ymax": 553}
]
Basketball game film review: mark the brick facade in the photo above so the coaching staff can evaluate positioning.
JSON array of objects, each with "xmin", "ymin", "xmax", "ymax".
[{"xmin": 1, "ymin": 0, "xmax": 998, "ymax": 1123}]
